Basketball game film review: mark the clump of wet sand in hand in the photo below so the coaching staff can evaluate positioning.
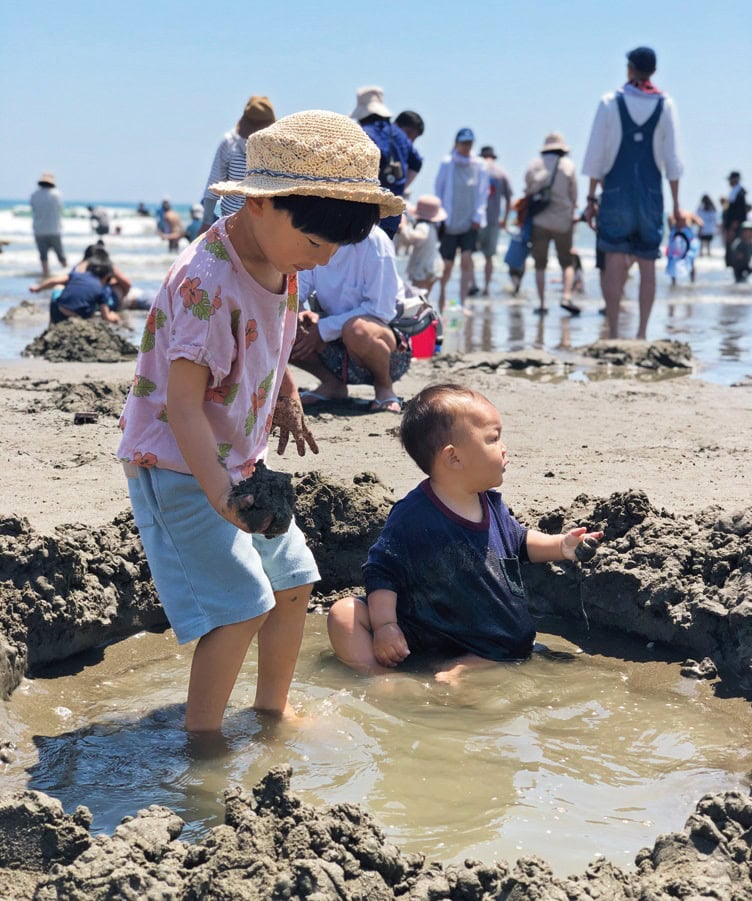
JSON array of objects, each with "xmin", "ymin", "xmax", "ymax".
[
  {"xmin": 230, "ymin": 461, "xmax": 295, "ymax": 537},
  {"xmin": 23, "ymin": 318, "xmax": 138, "ymax": 363}
]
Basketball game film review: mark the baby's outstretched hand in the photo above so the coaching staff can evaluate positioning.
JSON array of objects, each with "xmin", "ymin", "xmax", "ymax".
[
  {"xmin": 561, "ymin": 527, "xmax": 604, "ymax": 562},
  {"xmin": 373, "ymin": 622, "xmax": 410, "ymax": 667}
]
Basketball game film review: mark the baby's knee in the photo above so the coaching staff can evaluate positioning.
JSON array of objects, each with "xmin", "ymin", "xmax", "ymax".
[{"xmin": 327, "ymin": 595, "xmax": 363, "ymax": 630}]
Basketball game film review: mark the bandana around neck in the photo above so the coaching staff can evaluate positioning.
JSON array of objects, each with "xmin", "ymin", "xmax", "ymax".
[
  {"xmin": 451, "ymin": 148, "xmax": 472, "ymax": 165},
  {"xmin": 625, "ymin": 78, "xmax": 662, "ymax": 95}
]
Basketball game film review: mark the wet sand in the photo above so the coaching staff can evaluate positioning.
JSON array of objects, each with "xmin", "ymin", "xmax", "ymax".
[{"xmin": 1, "ymin": 327, "xmax": 751, "ymax": 897}]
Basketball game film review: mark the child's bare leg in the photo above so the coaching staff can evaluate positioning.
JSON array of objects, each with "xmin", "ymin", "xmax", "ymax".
[
  {"xmin": 327, "ymin": 596, "xmax": 390, "ymax": 674},
  {"xmin": 186, "ymin": 614, "xmax": 269, "ymax": 732},
  {"xmin": 254, "ymin": 583, "xmax": 313, "ymax": 715},
  {"xmin": 434, "ymin": 653, "xmax": 494, "ymax": 685}
]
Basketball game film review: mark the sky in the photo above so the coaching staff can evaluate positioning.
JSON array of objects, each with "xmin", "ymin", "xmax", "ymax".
[{"xmin": 1, "ymin": 1, "xmax": 748, "ymax": 213}]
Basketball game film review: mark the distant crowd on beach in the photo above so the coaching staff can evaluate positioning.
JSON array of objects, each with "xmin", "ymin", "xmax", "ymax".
[{"xmin": 24, "ymin": 44, "xmax": 751, "ymax": 346}]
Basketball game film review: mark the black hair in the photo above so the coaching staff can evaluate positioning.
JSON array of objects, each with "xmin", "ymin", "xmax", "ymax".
[
  {"xmin": 400, "ymin": 383, "xmax": 480, "ymax": 475},
  {"xmin": 271, "ymin": 194, "xmax": 380, "ymax": 246},
  {"xmin": 395, "ymin": 110, "xmax": 425, "ymax": 137},
  {"xmin": 83, "ymin": 241, "xmax": 111, "ymax": 262},
  {"xmin": 86, "ymin": 260, "xmax": 113, "ymax": 281},
  {"xmin": 700, "ymin": 195, "xmax": 716, "ymax": 211},
  {"xmin": 358, "ymin": 113, "xmax": 390, "ymax": 126}
]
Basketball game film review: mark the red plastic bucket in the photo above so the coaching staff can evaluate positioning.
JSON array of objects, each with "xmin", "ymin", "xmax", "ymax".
[{"xmin": 410, "ymin": 321, "xmax": 438, "ymax": 358}]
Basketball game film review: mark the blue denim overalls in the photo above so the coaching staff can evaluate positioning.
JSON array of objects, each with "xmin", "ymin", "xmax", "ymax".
[{"xmin": 597, "ymin": 92, "xmax": 665, "ymax": 259}]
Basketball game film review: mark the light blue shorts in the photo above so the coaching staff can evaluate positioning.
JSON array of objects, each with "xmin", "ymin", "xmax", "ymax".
[{"xmin": 126, "ymin": 466, "xmax": 320, "ymax": 644}]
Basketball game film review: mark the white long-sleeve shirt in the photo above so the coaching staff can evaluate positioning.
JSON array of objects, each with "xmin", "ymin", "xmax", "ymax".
[
  {"xmin": 434, "ymin": 153, "xmax": 489, "ymax": 233},
  {"xmin": 297, "ymin": 226, "xmax": 405, "ymax": 343},
  {"xmin": 581, "ymin": 86, "xmax": 683, "ymax": 182}
]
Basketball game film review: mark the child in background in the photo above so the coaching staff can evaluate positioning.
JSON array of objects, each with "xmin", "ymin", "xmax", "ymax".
[
  {"xmin": 49, "ymin": 259, "xmax": 120, "ymax": 325},
  {"xmin": 399, "ymin": 194, "xmax": 446, "ymax": 297},
  {"xmin": 328, "ymin": 383, "xmax": 602, "ymax": 683},
  {"xmin": 117, "ymin": 111, "xmax": 404, "ymax": 733},
  {"xmin": 666, "ymin": 212, "xmax": 701, "ymax": 285}
]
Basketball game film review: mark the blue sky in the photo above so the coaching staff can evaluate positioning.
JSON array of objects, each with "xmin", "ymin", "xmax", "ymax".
[{"xmin": 1, "ymin": 1, "xmax": 748, "ymax": 213}]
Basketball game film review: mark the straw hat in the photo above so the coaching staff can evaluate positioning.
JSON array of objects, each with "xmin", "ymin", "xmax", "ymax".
[
  {"xmin": 210, "ymin": 110, "xmax": 406, "ymax": 218},
  {"xmin": 410, "ymin": 195, "xmax": 447, "ymax": 223},
  {"xmin": 351, "ymin": 86, "xmax": 391, "ymax": 121},
  {"xmin": 38, "ymin": 171, "xmax": 56, "ymax": 187},
  {"xmin": 540, "ymin": 131, "xmax": 569, "ymax": 153}
]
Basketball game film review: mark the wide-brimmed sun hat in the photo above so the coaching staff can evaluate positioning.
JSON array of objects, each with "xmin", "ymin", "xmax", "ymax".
[
  {"xmin": 210, "ymin": 110, "xmax": 406, "ymax": 218},
  {"xmin": 38, "ymin": 171, "xmax": 56, "ymax": 187},
  {"xmin": 351, "ymin": 86, "xmax": 391, "ymax": 121},
  {"xmin": 238, "ymin": 94, "xmax": 276, "ymax": 128},
  {"xmin": 540, "ymin": 131, "xmax": 569, "ymax": 153},
  {"xmin": 410, "ymin": 194, "xmax": 447, "ymax": 223}
]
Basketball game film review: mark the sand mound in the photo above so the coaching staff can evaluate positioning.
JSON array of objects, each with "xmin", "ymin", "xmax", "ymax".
[{"xmin": 23, "ymin": 318, "xmax": 138, "ymax": 363}]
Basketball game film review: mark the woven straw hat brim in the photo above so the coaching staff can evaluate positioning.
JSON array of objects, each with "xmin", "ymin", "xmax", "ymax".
[{"xmin": 209, "ymin": 174, "xmax": 405, "ymax": 218}]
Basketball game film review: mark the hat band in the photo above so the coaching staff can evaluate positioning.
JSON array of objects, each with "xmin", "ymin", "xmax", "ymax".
[{"xmin": 247, "ymin": 167, "xmax": 381, "ymax": 186}]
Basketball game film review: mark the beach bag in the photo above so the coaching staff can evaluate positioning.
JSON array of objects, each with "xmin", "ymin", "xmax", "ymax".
[
  {"xmin": 390, "ymin": 285, "xmax": 442, "ymax": 339},
  {"xmin": 526, "ymin": 155, "xmax": 561, "ymax": 220}
]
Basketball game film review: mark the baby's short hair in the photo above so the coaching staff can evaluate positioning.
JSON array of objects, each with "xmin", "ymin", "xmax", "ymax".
[{"xmin": 400, "ymin": 383, "xmax": 483, "ymax": 475}]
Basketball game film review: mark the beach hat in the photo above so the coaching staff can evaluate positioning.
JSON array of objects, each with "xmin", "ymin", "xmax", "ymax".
[
  {"xmin": 410, "ymin": 195, "xmax": 447, "ymax": 223},
  {"xmin": 209, "ymin": 109, "xmax": 406, "ymax": 218},
  {"xmin": 728, "ymin": 171, "xmax": 741, "ymax": 181},
  {"xmin": 351, "ymin": 86, "xmax": 391, "ymax": 121},
  {"xmin": 479, "ymin": 146, "xmax": 496, "ymax": 158},
  {"xmin": 239, "ymin": 95, "xmax": 276, "ymax": 127},
  {"xmin": 626, "ymin": 46, "xmax": 657, "ymax": 74},
  {"xmin": 455, "ymin": 127, "xmax": 475, "ymax": 143},
  {"xmin": 38, "ymin": 171, "xmax": 56, "ymax": 187},
  {"xmin": 540, "ymin": 131, "xmax": 570, "ymax": 153}
]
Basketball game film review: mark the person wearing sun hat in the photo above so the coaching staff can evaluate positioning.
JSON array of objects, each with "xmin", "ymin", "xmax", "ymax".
[
  {"xmin": 30, "ymin": 171, "xmax": 67, "ymax": 277},
  {"xmin": 582, "ymin": 46, "xmax": 684, "ymax": 339},
  {"xmin": 117, "ymin": 110, "xmax": 403, "ymax": 735},
  {"xmin": 199, "ymin": 94, "xmax": 277, "ymax": 230},
  {"xmin": 434, "ymin": 127, "xmax": 489, "ymax": 309},
  {"xmin": 524, "ymin": 131, "xmax": 579, "ymax": 315},
  {"xmin": 351, "ymin": 86, "xmax": 423, "ymax": 240},
  {"xmin": 400, "ymin": 194, "xmax": 447, "ymax": 293}
]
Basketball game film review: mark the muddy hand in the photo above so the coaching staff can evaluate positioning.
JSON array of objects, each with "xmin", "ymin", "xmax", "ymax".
[
  {"xmin": 273, "ymin": 394, "xmax": 319, "ymax": 456},
  {"xmin": 225, "ymin": 490, "xmax": 273, "ymax": 534},
  {"xmin": 561, "ymin": 527, "xmax": 604, "ymax": 562}
]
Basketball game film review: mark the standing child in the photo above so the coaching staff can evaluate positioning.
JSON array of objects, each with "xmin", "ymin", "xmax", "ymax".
[
  {"xmin": 117, "ymin": 111, "xmax": 404, "ymax": 732},
  {"xmin": 328, "ymin": 383, "xmax": 602, "ymax": 683},
  {"xmin": 400, "ymin": 194, "xmax": 447, "ymax": 297}
]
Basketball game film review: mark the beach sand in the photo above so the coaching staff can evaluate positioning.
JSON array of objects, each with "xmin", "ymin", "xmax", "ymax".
[{"xmin": 1, "ymin": 338, "xmax": 752, "ymax": 898}]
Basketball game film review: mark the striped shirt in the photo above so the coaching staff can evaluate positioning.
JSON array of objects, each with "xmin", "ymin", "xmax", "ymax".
[{"xmin": 202, "ymin": 130, "xmax": 247, "ymax": 222}]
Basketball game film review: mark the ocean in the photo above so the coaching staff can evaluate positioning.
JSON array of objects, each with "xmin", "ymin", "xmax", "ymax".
[{"xmin": 1, "ymin": 200, "xmax": 750, "ymax": 385}]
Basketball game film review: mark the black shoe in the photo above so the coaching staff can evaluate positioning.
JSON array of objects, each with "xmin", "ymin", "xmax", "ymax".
[{"xmin": 468, "ymin": 285, "xmax": 480, "ymax": 296}]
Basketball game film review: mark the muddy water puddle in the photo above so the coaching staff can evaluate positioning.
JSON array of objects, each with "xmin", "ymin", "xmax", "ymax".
[{"xmin": 1, "ymin": 616, "xmax": 750, "ymax": 875}]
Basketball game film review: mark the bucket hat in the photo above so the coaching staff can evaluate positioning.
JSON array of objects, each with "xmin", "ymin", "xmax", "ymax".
[
  {"xmin": 238, "ymin": 95, "xmax": 276, "ymax": 128},
  {"xmin": 351, "ymin": 86, "xmax": 391, "ymax": 121},
  {"xmin": 540, "ymin": 131, "xmax": 569, "ymax": 153},
  {"xmin": 210, "ymin": 109, "xmax": 406, "ymax": 217},
  {"xmin": 728, "ymin": 171, "xmax": 741, "ymax": 181},
  {"xmin": 411, "ymin": 195, "xmax": 447, "ymax": 223},
  {"xmin": 38, "ymin": 171, "xmax": 56, "ymax": 187},
  {"xmin": 480, "ymin": 146, "xmax": 497, "ymax": 159}
]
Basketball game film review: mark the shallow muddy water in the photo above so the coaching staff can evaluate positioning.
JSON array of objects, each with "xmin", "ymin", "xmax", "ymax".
[{"xmin": 2, "ymin": 616, "xmax": 750, "ymax": 876}]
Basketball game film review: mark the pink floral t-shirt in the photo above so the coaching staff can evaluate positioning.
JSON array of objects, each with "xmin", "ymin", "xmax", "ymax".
[{"xmin": 117, "ymin": 219, "xmax": 299, "ymax": 480}]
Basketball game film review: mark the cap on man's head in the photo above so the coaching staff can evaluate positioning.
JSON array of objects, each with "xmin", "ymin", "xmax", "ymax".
[
  {"xmin": 626, "ymin": 46, "xmax": 657, "ymax": 74},
  {"xmin": 455, "ymin": 127, "xmax": 475, "ymax": 144},
  {"xmin": 241, "ymin": 95, "xmax": 276, "ymax": 126},
  {"xmin": 480, "ymin": 146, "xmax": 496, "ymax": 158},
  {"xmin": 728, "ymin": 171, "xmax": 741, "ymax": 181}
]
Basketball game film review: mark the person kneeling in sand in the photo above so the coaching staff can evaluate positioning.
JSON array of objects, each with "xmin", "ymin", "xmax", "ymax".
[
  {"xmin": 49, "ymin": 259, "xmax": 120, "ymax": 325},
  {"xmin": 291, "ymin": 225, "xmax": 412, "ymax": 414},
  {"xmin": 327, "ymin": 383, "xmax": 603, "ymax": 683}
]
